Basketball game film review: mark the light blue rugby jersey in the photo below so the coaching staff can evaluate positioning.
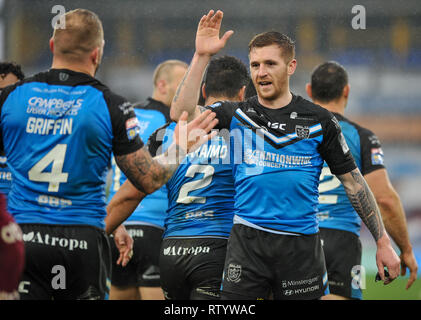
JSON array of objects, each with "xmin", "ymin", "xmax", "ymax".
[
  {"xmin": 206, "ymin": 95, "xmax": 356, "ymax": 235},
  {"xmin": 318, "ymin": 112, "xmax": 385, "ymax": 236},
  {"xmin": 107, "ymin": 98, "xmax": 170, "ymax": 228},
  {"xmin": 0, "ymin": 69, "xmax": 143, "ymax": 229},
  {"xmin": 148, "ymin": 122, "xmax": 235, "ymax": 239}
]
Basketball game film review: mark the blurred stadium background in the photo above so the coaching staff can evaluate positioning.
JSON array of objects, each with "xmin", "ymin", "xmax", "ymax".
[{"xmin": 1, "ymin": 0, "xmax": 420, "ymax": 299}]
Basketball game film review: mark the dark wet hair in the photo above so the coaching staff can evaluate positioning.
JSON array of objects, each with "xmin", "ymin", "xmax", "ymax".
[
  {"xmin": 203, "ymin": 55, "xmax": 249, "ymax": 99},
  {"xmin": 0, "ymin": 62, "xmax": 25, "ymax": 80},
  {"xmin": 310, "ymin": 61, "xmax": 348, "ymax": 103}
]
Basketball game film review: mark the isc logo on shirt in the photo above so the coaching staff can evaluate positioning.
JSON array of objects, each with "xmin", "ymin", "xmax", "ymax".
[{"xmin": 267, "ymin": 122, "xmax": 286, "ymax": 130}]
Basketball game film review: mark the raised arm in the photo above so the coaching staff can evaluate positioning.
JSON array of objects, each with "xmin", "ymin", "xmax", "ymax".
[
  {"xmin": 336, "ymin": 168, "xmax": 401, "ymax": 283},
  {"xmin": 365, "ymin": 168, "xmax": 418, "ymax": 289},
  {"xmin": 170, "ymin": 10, "xmax": 233, "ymax": 122}
]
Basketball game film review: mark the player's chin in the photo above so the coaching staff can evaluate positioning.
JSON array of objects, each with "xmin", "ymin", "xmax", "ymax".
[{"xmin": 257, "ymin": 90, "xmax": 278, "ymax": 101}]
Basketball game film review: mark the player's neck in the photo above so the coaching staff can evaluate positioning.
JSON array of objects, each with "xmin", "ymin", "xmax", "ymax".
[
  {"xmin": 314, "ymin": 100, "xmax": 345, "ymax": 115},
  {"xmin": 258, "ymin": 91, "xmax": 293, "ymax": 110},
  {"xmin": 51, "ymin": 57, "xmax": 96, "ymax": 77},
  {"xmin": 152, "ymin": 92, "xmax": 170, "ymax": 108},
  {"xmin": 205, "ymin": 95, "xmax": 240, "ymax": 106}
]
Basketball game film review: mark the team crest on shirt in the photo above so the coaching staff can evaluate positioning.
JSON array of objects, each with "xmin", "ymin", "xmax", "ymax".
[
  {"xmin": 59, "ymin": 72, "xmax": 69, "ymax": 82},
  {"xmin": 295, "ymin": 125, "xmax": 310, "ymax": 139},
  {"xmin": 126, "ymin": 117, "xmax": 140, "ymax": 141},
  {"xmin": 227, "ymin": 263, "xmax": 242, "ymax": 283},
  {"xmin": 371, "ymin": 148, "xmax": 384, "ymax": 165}
]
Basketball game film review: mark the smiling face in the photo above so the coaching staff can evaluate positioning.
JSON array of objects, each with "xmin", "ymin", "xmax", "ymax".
[{"xmin": 249, "ymin": 44, "xmax": 296, "ymax": 105}]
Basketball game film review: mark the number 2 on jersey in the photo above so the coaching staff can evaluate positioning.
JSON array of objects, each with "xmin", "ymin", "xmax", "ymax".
[
  {"xmin": 176, "ymin": 164, "xmax": 215, "ymax": 204},
  {"xmin": 318, "ymin": 166, "xmax": 341, "ymax": 204},
  {"xmin": 28, "ymin": 144, "xmax": 69, "ymax": 192}
]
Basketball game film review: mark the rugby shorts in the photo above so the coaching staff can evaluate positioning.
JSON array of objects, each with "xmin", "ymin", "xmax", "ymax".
[
  {"xmin": 220, "ymin": 223, "xmax": 329, "ymax": 300},
  {"xmin": 19, "ymin": 223, "xmax": 111, "ymax": 300},
  {"xmin": 320, "ymin": 227, "xmax": 363, "ymax": 299},
  {"xmin": 109, "ymin": 224, "xmax": 163, "ymax": 287},
  {"xmin": 159, "ymin": 237, "xmax": 227, "ymax": 300}
]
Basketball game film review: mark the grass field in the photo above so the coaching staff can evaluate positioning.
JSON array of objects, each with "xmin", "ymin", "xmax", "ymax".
[
  {"xmin": 361, "ymin": 247, "xmax": 421, "ymax": 300},
  {"xmin": 363, "ymin": 273, "xmax": 421, "ymax": 300}
]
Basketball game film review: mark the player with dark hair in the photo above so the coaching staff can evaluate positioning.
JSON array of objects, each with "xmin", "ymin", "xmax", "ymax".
[
  {"xmin": 0, "ymin": 62, "xmax": 25, "ymax": 90},
  {"xmin": 0, "ymin": 8, "xmax": 216, "ymax": 300},
  {"xmin": 306, "ymin": 61, "xmax": 418, "ymax": 300},
  {"xmin": 170, "ymin": 10, "xmax": 400, "ymax": 300},
  {"xmin": 107, "ymin": 55, "xmax": 249, "ymax": 299},
  {"xmin": 108, "ymin": 59, "xmax": 187, "ymax": 301}
]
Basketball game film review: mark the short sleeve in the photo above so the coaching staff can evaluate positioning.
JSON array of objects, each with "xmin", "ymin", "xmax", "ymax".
[
  {"xmin": 103, "ymin": 90, "xmax": 144, "ymax": 156},
  {"xmin": 146, "ymin": 122, "xmax": 175, "ymax": 157},
  {"xmin": 319, "ymin": 113, "xmax": 357, "ymax": 175},
  {"xmin": 359, "ymin": 129, "xmax": 385, "ymax": 175},
  {"xmin": 204, "ymin": 101, "xmax": 238, "ymax": 130}
]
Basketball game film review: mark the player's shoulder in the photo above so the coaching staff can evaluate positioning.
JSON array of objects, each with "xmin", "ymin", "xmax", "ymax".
[
  {"xmin": 335, "ymin": 113, "xmax": 378, "ymax": 140},
  {"xmin": 293, "ymin": 95, "xmax": 335, "ymax": 120},
  {"xmin": 133, "ymin": 97, "xmax": 171, "ymax": 121},
  {"xmin": 150, "ymin": 121, "xmax": 176, "ymax": 137},
  {"xmin": 147, "ymin": 121, "xmax": 175, "ymax": 156}
]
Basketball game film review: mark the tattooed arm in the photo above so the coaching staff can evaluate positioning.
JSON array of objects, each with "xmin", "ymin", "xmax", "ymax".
[
  {"xmin": 117, "ymin": 110, "xmax": 217, "ymax": 194},
  {"xmin": 170, "ymin": 10, "xmax": 233, "ymax": 122},
  {"xmin": 337, "ymin": 168, "xmax": 401, "ymax": 282},
  {"xmin": 338, "ymin": 168, "xmax": 385, "ymax": 241},
  {"xmin": 115, "ymin": 143, "xmax": 185, "ymax": 195}
]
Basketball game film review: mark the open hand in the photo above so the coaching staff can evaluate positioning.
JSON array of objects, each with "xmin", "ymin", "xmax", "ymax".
[{"xmin": 196, "ymin": 10, "xmax": 234, "ymax": 56}]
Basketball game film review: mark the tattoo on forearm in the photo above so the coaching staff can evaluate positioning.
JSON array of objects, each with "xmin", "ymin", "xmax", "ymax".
[
  {"xmin": 115, "ymin": 145, "xmax": 185, "ymax": 195},
  {"xmin": 346, "ymin": 170, "xmax": 385, "ymax": 241},
  {"xmin": 173, "ymin": 65, "xmax": 191, "ymax": 103}
]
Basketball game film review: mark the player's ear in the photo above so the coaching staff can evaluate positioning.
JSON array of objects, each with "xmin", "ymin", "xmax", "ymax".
[
  {"xmin": 201, "ymin": 83, "xmax": 207, "ymax": 100},
  {"xmin": 90, "ymin": 47, "xmax": 100, "ymax": 65},
  {"xmin": 287, "ymin": 59, "xmax": 297, "ymax": 76},
  {"xmin": 343, "ymin": 84, "xmax": 350, "ymax": 99},
  {"xmin": 156, "ymin": 79, "xmax": 167, "ymax": 94},
  {"xmin": 49, "ymin": 38, "xmax": 55, "ymax": 53},
  {"xmin": 238, "ymin": 86, "xmax": 246, "ymax": 101},
  {"xmin": 305, "ymin": 83, "xmax": 313, "ymax": 100}
]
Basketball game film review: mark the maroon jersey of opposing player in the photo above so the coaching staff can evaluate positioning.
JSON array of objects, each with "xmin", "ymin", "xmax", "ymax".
[{"xmin": 0, "ymin": 193, "xmax": 24, "ymax": 300}]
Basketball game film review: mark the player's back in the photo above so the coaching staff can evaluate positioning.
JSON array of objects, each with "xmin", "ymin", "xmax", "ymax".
[
  {"xmin": 149, "ymin": 122, "xmax": 235, "ymax": 239},
  {"xmin": 318, "ymin": 113, "xmax": 384, "ymax": 236},
  {"xmin": 0, "ymin": 69, "xmax": 127, "ymax": 229}
]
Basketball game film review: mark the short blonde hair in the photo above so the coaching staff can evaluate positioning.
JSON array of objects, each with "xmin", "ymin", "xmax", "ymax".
[
  {"xmin": 152, "ymin": 60, "xmax": 188, "ymax": 87},
  {"xmin": 52, "ymin": 9, "xmax": 104, "ymax": 61}
]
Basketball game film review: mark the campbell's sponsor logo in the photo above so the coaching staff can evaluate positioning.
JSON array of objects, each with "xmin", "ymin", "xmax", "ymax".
[
  {"xmin": 163, "ymin": 245, "xmax": 210, "ymax": 256},
  {"xmin": 22, "ymin": 232, "xmax": 88, "ymax": 251},
  {"xmin": 27, "ymin": 97, "xmax": 82, "ymax": 116}
]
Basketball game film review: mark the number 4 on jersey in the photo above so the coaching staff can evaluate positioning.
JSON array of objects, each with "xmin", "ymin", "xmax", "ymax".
[{"xmin": 28, "ymin": 144, "xmax": 69, "ymax": 192}]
